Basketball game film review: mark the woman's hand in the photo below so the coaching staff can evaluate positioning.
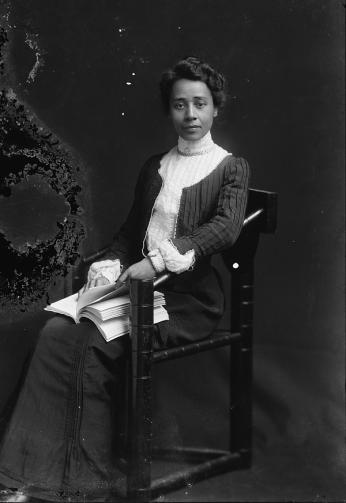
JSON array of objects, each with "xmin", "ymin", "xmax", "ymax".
[
  {"xmin": 77, "ymin": 259, "xmax": 121, "ymax": 299},
  {"xmin": 119, "ymin": 258, "xmax": 156, "ymax": 283},
  {"xmin": 77, "ymin": 275, "xmax": 110, "ymax": 299}
]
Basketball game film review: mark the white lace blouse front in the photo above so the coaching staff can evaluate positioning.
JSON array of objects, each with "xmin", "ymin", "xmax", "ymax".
[{"xmin": 145, "ymin": 132, "xmax": 229, "ymax": 273}]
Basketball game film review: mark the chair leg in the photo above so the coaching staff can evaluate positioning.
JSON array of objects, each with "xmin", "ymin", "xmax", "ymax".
[
  {"xmin": 230, "ymin": 262, "xmax": 254, "ymax": 466},
  {"xmin": 127, "ymin": 279, "xmax": 154, "ymax": 501}
]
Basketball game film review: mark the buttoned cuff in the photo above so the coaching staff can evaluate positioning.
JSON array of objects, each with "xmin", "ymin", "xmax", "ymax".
[{"xmin": 156, "ymin": 239, "xmax": 195, "ymax": 274}]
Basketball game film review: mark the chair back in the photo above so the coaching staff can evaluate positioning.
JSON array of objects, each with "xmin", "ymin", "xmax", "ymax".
[{"xmin": 221, "ymin": 188, "xmax": 278, "ymax": 272}]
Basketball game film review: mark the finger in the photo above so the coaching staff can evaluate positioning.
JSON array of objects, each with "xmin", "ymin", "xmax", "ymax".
[
  {"xmin": 77, "ymin": 283, "xmax": 87, "ymax": 299},
  {"xmin": 89, "ymin": 278, "xmax": 103, "ymax": 288},
  {"xmin": 95, "ymin": 277, "xmax": 110, "ymax": 287},
  {"xmin": 118, "ymin": 270, "xmax": 129, "ymax": 283}
]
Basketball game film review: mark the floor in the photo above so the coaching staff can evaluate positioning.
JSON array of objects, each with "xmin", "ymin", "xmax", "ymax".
[
  {"xmin": 160, "ymin": 444, "xmax": 345, "ymax": 502},
  {"xmin": 2, "ymin": 442, "xmax": 344, "ymax": 502}
]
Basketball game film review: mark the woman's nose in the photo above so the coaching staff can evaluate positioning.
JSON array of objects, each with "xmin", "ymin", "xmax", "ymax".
[{"xmin": 185, "ymin": 104, "xmax": 196, "ymax": 120}]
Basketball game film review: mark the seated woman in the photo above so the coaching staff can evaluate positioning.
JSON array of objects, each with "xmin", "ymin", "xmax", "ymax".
[{"xmin": 0, "ymin": 56, "xmax": 250, "ymax": 502}]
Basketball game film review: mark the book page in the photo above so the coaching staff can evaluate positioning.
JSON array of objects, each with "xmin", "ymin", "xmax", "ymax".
[
  {"xmin": 44, "ymin": 293, "xmax": 78, "ymax": 321},
  {"xmin": 153, "ymin": 305, "xmax": 169, "ymax": 325},
  {"xmin": 76, "ymin": 281, "xmax": 128, "ymax": 313},
  {"xmin": 80, "ymin": 312, "xmax": 129, "ymax": 341},
  {"xmin": 44, "ymin": 281, "xmax": 128, "ymax": 320},
  {"xmin": 82, "ymin": 291, "xmax": 166, "ymax": 322},
  {"xmin": 80, "ymin": 304, "xmax": 169, "ymax": 342}
]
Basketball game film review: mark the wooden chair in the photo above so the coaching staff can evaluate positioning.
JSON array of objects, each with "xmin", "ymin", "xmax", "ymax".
[{"xmin": 71, "ymin": 188, "xmax": 278, "ymax": 501}]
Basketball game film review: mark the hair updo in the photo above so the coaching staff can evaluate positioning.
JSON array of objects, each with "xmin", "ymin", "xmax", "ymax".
[{"xmin": 159, "ymin": 56, "xmax": 227, "ymax": 114}]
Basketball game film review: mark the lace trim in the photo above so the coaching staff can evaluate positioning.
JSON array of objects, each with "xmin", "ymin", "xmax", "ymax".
[
  {"xmin": 177, "ymin": 144, "xmax": 215, "ymax": 156},
  {"xmin": 177, "ymin": 131, "xmax": 215, "ymax": 156},
  {"xmin": 158, "ymin": 239, "xmax": 195, "ymax": 274},
  {"xmin": 87, "ymin": 259, "xmax": 122, "ymax": 284}
]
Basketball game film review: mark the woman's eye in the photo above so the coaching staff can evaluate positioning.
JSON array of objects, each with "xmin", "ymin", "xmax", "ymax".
[
  {"xmin": 196, "ymin": 102, "xmax": 206, "ymax": 108},
  {"xmin": 174, "ymin": 103, "xmax": 184, "ymax": 110}
]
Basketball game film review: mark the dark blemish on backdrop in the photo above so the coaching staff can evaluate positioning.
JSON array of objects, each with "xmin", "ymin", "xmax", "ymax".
[
  {"xmin": 0, "ymin": 17, "xmax": 85, "ymax": 321},
  {"xmin": 0, "ymin": 173, "xmax": 70, "ymax": 249}
]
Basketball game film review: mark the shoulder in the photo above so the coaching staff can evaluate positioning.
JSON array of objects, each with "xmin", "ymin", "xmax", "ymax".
[
  {"xmin": 206, "ymin": 155, "xmax": 250, "ymax": 191},
  {"xmin": 144, "ymin": 152, "xmax": 167, "ymax": 166},
  {"xmin": 143, "ymin": 152, "xmax": 167, "ymax": 171},
  {"xmin": 136, "ymin": 152, "xmax": 166, "ymax": 182},
  {"xmin": 221, "ymin": 155, "xmax": 251, "ymax": 182},
  {"xmin": 209, "ymin": 141, "xmax": 250, "ymax": 172},
  {"xmin": 209, "ymin": 153, "xmax": 250, "ymax": 177},
  {"xmin": 221, "ymin": 154, "xmax": 250, "ymax": 169}
]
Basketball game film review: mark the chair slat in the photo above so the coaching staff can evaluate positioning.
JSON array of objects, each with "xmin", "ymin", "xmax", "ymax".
[
  {"xmin": 152, "ymin": 331, "xmax": 241, "ymax": 364},
  {"xmin": 152, "ymin": 446, "xmax": 230, "ymax": 462},
  {"xmin": 149, "ymin": 452, "xmax": 243, "ymax": 499}
]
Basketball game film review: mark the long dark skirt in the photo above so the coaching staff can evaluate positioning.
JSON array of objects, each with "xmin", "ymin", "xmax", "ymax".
[
  {"xmin": 0, "ymin": 263, "xmax": 224, "ymax": 501},
  {"xmin": 0, "ymin": 317, "xmax": 128, "ymax": 501}
]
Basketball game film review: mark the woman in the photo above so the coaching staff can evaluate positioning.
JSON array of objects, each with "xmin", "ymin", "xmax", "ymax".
[{"xmin": 0, "ymin": 56, "xmax": 250, "ymax": 501}]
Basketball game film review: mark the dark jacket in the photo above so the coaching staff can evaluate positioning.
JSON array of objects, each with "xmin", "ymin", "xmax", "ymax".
[
  {"xmin": 106, "ymin": 153, "xmax": 250, "ymax": 346},
  {"xmin": 107, "ymin": 154, "xmax": 250, "ymax": 265}
]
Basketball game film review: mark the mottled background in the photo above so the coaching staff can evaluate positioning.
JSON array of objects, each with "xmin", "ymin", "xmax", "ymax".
[{"xmin": 0, "ymin": 0, "xmax": 344, "ymax": 501}]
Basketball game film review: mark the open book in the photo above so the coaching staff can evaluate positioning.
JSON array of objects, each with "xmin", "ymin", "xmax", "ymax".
[{"xmin": 45, "ymin": 281, "xmax": 169, "ymax": 342}]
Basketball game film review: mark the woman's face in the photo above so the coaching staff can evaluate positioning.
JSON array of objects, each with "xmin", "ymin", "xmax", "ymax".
[{"xmin": 169, "ymin": 79, "xmax": 218, "ymax": 141}]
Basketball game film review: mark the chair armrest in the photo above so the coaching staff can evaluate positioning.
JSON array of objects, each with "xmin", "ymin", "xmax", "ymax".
[
  {"xmin": 247, "ymin": 189, "xmax": 278, "ymax": 233},
  {"xmin": 153, "ymin": 272, "xmax": 172, "ymax": 289}
]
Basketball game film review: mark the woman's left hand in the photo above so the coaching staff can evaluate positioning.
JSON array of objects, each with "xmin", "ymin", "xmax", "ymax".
[{"xmin": 119, "ymin": 258, "xmax": 156, "ymax": 283}]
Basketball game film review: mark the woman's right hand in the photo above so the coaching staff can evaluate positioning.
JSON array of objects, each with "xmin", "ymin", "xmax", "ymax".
[
  {"xmin": 77, "ymin": 275, "xmax": 110, "ymax": 299},
  {"xmin": 77, "ymin": 259, "xmax": 122, "ymax": 298}
]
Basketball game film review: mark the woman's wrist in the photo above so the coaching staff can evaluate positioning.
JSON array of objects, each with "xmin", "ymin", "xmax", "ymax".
[
  {"xmin": 148, "ymin": 241, "xmax": 195, "ymax": 274},
  {"xmin": 147, "ymin": 249, "xmax": 165, "ymax": 273}
]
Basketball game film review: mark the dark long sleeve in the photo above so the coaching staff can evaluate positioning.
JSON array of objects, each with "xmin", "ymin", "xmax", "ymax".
[
  {"xmin": 102, "ymin": 154, "xmax": 163, "ymax": 268},
  {"xmin": 170, "ymin": 157, "xmax": 250, "ymax": 260}
]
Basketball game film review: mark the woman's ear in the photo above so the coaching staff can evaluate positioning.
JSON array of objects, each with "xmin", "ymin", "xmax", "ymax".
[{"xmin": 213, "ymin": 108, "xmax": 218, "ymax": 118}]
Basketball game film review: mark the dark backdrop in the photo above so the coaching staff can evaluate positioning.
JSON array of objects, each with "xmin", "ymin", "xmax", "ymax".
[{"xmin": 0, "ymin": 1, "xmax": 344, "ymax": 501}]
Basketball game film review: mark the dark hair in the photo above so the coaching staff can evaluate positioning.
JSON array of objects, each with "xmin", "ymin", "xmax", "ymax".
[{"xmin": 159, "ymin": 56, "xmax": 227, "ymax": 114}]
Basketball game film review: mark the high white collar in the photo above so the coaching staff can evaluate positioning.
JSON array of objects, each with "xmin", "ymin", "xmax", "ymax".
[{"xmin": 177, "ymin": 131, "xmax": 215, "ymax": 156}]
